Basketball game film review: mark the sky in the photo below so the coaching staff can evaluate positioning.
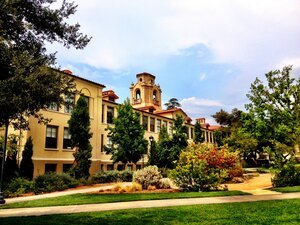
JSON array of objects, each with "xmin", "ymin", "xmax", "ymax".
[{"xmin": 48, "ymin": 0, "xmax": 300, "ymax": 124}]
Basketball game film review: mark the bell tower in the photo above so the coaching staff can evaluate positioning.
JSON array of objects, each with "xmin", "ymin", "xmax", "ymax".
[{"xmin": 130, "ymin": 72, "xmax": 162, "ymax": 111}]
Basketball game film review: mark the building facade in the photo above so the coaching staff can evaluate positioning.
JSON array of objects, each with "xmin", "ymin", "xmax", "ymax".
[{"xmin": 7, "ymin": 71, "xmax": 216, "ymax": 177}]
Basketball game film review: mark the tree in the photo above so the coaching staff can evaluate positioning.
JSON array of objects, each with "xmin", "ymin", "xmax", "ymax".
[
  {"xmin": 172, "ymin": 115, "xmax": 188, "ymax": 150},
  {"xmin": 0, "ymin": 0, "xmax": 90, "ymax": 202},
  {"xmin": 0, "ymin": 0, "xmax": 90, "ymax": 128},
  {"xmin": 148, "ymin": 139, "xmax": 159, "ymax": 166},
  {"xmin": 224, "ymin": 127, "xmax": 259, "ymax": 166},
  {"xmin": 68, "ymin": 96, "xmax": 92, "ymax": 179},
  {"xmin": 243, "ymin": 65, "xmax": 300, "ymax": 168},
  {"xmin": 212, "ymin": 108, "xmax": 243, "ymax": 144},
  {"xmin": 214, "ymin": 130, "xmax": 223, "ymax": 147},
  {"xmin": 164, "ymin": 98, "xmax": 181, "ymax": 110},
  {"xmin": 155, "ymin": 115, "xmax": 188, "ymax": 169},
  {"xmin": 20, "ymin": 137, "xmax": 34, "ymax": 180},
  {"xmin": 0, "ymin": 135, "xmax": 19, "ymax": 182},
  {"xmin": 105, "ymin": 99, "xmax": 148, "ymax": 168},
  {"xmin": 194, "ymin": 121, "xmax": 204, "ymax": 144},
  {"xmin": 212, "ymin": 108, "xmax": 243, "ymax": 128}
]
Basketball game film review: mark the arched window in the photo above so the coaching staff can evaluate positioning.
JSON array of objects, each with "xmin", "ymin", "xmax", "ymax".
[
  {"xmin": 135, "ymin": 89, "xmax": 141, "ymax": 99},
  {"xmin": 153, "ymin": 90, "xmax": 157, "ymax": 100}
]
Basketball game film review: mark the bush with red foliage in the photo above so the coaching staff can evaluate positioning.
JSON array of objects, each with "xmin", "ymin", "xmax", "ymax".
[{"xmin": 170, "ymin": 143, "xmax": 240, "ymax": 191}]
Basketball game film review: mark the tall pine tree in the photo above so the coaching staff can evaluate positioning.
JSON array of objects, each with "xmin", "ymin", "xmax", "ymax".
[
  {"xmin": 68, "ymin": 96, "xmax": 92, "ymax": 179},
  {"xmin": 105, "ymin": 99, "xmax": 148, "ymax": 168},
  {"xmin": 20, "ymin": 137, "xmax": 34, "ymax": 180}
]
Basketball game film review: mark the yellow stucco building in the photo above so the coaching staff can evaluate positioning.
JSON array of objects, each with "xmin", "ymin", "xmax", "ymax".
[{"xmin": 8, "ymin": 71, "xmax": 216, "ymax": 177}]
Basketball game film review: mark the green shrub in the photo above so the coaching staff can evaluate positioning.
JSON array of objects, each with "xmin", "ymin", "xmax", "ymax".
[
  {"xmin": 170, "ymin": 143, "xmax": 239, "ymax": 191},
  {"xmin": 272, "ymin": 163, "xmax": 300, "ymax": 187},
  {"xmin": 158, "ymin": 178, "xmax": 171, "ymax": 189},
  {"xmin": 256, "ymin": 168, "xmax": 270, "ymax": 174},
  {"xmin": 133, "ymin": 166, "xmax": 162, "ymax": 189},
  {"xmin": 227, "ymin": 165, "xmax": 244, "ymax": 180},
  {"xmin": 4, "ymin": 177, "xmax": 34, "ymax": 197},
  {"xmin": 91, "ymin": 170, "xmax": 133, "ymax": 183},
  {"xmin": 33, "ymin": 172, "xmax": 79, "ymax": 194}
]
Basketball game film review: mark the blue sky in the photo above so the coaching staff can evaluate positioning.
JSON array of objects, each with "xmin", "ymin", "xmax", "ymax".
[{"xmin": 48, "ymin": 0, "xmax": 300, "ymax": 124}]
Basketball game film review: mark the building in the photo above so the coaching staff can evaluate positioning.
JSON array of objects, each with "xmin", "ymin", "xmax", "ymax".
[{"xmin": 7, "ymin": 71, "xmax": 216, "ymax": 177}]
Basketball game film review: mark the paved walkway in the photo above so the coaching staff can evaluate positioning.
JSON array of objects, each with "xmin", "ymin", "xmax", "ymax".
[
  {"xmin": 1, "ymin": 192, "xmax": 300, "ymax": 218},
  {"xmin": 227, "ymin": 173, "xmax": 279, "ymax": 195}
]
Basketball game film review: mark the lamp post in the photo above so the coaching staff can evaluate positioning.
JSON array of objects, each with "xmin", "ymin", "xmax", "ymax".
[
  {"xmin": 148, "ymin": 136, "xmax": 154, "ymax": 166},
  {"xmin": 0, "ymin": 121, "xmax": 9, "ymax": 204}
]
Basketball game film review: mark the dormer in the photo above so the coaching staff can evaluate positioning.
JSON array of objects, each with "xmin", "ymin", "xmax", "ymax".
[{"xmin": 102, "ymin": 90, "xmax": 119, "ymax": 102}]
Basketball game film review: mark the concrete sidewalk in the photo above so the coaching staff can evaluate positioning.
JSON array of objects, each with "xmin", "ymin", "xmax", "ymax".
[{"xmin": 1, "ymin": 192, "xmax": 300, "ymax": 218}]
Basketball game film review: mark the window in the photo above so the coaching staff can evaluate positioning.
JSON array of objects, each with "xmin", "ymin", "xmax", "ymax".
[
  {"xmin": 168, "ymin": 122, "xmax": 173, "ymax": 135},
  {"xmin": 45, "ymin": 125, "xmax": 58, "ymax": 149},
  {"xmin": 127, "ymin": 164, "xmax": 133, "ymax": 171},
  {"xmin": 136, "ymin": 165, "xmax": 142, "ymax": 170},
  {"xmin": 63, "ymin": 164, "xmax": 72, "ymax": 173},
  {"xmin": 100, "ymin": 164, "xmax": 104, "ymax": 171},
  {"xmin": 64, "ymin": 94, "xmax": 75, "ymax": 113},
  {"xmin": 107, "ymin": 106, "xmax": 114, "ymax": 124},
  {"xmin": 101, "ymin": 134, "xmax": 104, "ymax": 152},
  {"xmin": 117, "ymin": 164, "xmax": 123, "ymax": 171},
  {"xmin": 190, "ymin": 128, "xmax": 194, "ymax": 139},
  {"xmin": 162, "ymin": 120, "xmax": 167, "ymax": 128},
  {"xmin": 107, "ymin": 135, "xmax": 112, "ymax": 148},
  {"xmin": 157, "ymin": 119, "xmax": 161, "ymax": 133},
  {"xmin": 82, "ymin": 95, "xmax": 89, "ymax": 110},
  {"xmin": 153, "ymin": 90, "xmax": 157, "ymax": 100},
  {"xmin": 150, "ymin": 117, "xmax": 155, "ymax": 132},
  {"xmin": 107, "ymin": 164, "xmax": 114, "ymax": 170},
  {"xmin": 48, "ymin": 102, "xmax": 59, "ymax": 111},
  {"xmin": 135, "ymin": 89, "xmax": 141, "ymax": 99},
  {"xmin": 142, "ymin": 115, "xmax": 148, "ymax": 130},
  {"xmin": 101, "ymin": 104, "xmax": 105, "ymax": 123},
  {"xmin": 63, "ymin": 127, "xmax": 72, "ymax": 149},
  {"xmin": 45, "ymin": 163, "xmax": 57, "ymax": 173}
]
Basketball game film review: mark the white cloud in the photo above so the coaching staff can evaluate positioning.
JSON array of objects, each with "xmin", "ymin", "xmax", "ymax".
[
  {"xmin": 181, "ymin": 97, "xmax": 223, "ymax": 108},
  {"xmin": 48, "ymin": 0, "xmax": 300, "ymax": 116},
  {"xmin": 199, "ymin": 73, "xmax": 206, "ymax": 81},
  {"xmin": 278, "ymin": 57, "xmax": 300, "ymax": 71},
  {"xmin": 49, "ymin": 0, "xmax": 300, "ymax": 73},
  {"xmin": 180, "ymin": 97, "xmax": 223, "ymax": 124},
  {"xmin": 180, "ymin": 96, "xmax": 223, "ymax": 114}
]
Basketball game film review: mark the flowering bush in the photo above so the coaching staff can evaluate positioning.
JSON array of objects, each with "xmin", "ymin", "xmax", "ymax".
[
  {"xmin": 169, "ymin": 143, "xmax": 239, "ymax": 191},
  {"xmin": 133, "ymin": 165, "xmax": 162, "ymax": 189}
]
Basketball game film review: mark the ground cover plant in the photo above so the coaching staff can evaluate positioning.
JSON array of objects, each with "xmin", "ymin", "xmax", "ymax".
[
  {"xmin": 270, "ymin": 185, "xmax": 300, "ymax": 193},
  {"xmin": 0, "ymin": 199, "xmax": 300, "ymax": 224},
  {"xmin": 0, "ymin": 191, "xmax": 248, "ymax": 209}
]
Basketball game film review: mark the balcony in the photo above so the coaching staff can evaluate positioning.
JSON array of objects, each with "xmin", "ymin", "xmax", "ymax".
[{"xmin": 133, "ymin": 98, "xmax": 142, "ymax": 104}]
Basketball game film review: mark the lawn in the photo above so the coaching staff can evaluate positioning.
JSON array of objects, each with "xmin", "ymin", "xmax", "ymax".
[
  {"xmin": 270, "ymin": 185, "xmax": 300, "ymax": 193},
  {"xmin": 0, "ymin": 190, "xmax": 248, "ymax": 209},
  {"xmin": 1, "ymin": 199, "xmax": 300, "ymax": 225}
]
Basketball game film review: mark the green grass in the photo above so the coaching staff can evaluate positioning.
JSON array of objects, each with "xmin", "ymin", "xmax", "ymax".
[
  {"xmin": 1, "ymin": 199, "xmax": 300, "ymax": 225},
  {"xmin": 270, "ymin": 185, "xmax": 300, "ymax": 193},
  {"xmin": 0, "ymin": 191, "xmax": 248, "ymax": 209}
]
